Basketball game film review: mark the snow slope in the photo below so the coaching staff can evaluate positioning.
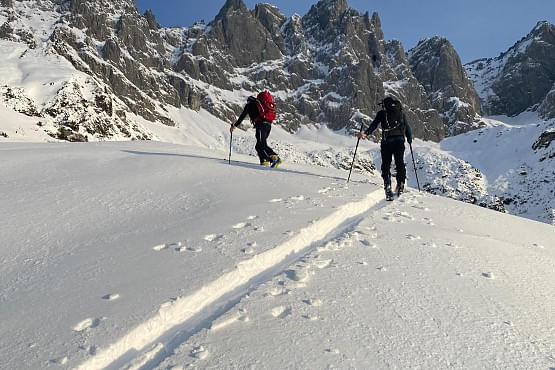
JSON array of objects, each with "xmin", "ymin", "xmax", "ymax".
[
  {"xmin": 441, "ymin": 114, "xmax": 555, "ymax": 224},
  {"xmin": 1, "ymin": 141, "xmax": 553, "ymax": 369}
]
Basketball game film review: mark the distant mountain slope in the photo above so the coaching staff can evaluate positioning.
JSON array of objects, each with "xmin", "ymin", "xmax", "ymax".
[
  {"xmin": 465, "ymin": 21, "xmax": 555, "ymax": 118},
  {"xmin": 0, "ymin": 0, "xmax": 495, "ymax": 142}
]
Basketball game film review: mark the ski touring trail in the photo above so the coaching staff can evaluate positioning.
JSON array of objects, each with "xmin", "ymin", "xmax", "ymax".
[
  {"xmin": 1, "ymin": 142, "xmax": 554, "ymax": 369},
  {"xmin": 76, "ymin": 189, "xmax": 387, "ymax": 369}
]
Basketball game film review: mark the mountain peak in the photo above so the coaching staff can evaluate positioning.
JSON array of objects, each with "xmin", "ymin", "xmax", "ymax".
[
  {"xmin": 529, "ymin": 20, "xmax": 554, "ymax": 39},
  {"xmin": 305, "ymin": 0, "xmax": 348, "ymax": 27},
  {"xmin": 215, "ymin": 0, "xmax": 249, "ymax": 20},
  {"xmin": 320, "ymin": 0, "xmax": 348, "ymax": 12}
]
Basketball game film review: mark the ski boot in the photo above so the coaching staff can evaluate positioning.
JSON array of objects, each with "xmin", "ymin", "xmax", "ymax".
[
  {"xmin": 261, "ymin": 160, "xmax": 270, "ymax": 167},
  {"xmin": 270, "ymin": 154, "xmax": 282, "ymax": 168},
  {"xmin": 395, "ymin": 182, "xmax": 405, "ymax": 196},
  {"xmin": 385, "ymin": 184, "xmax": 394, "ymax": 201}
]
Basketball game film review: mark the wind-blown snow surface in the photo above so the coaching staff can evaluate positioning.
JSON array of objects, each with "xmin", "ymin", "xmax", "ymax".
[{"xmin": 1, "ymin": 142, "xmax": 554, "ymax": 369}]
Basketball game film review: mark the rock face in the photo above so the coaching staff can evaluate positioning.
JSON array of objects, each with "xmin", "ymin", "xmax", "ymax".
[
  {"xmin": 408, "ymin": 37, "xmax": 484, "ymax": 136},
  {"xmin": 2, "ymin": 0, "xmax": 552, "ymax": 142},
  {"xmin": 174, "ymin": 0, "xmax": 444, "ymax": 140},
  {"xmin": 465, "ymin": 21, "xmax": 555, "ymax": 118},
  {"xmin": 538, "ymin": 83, "xmax": 555, "ymax": 119}
]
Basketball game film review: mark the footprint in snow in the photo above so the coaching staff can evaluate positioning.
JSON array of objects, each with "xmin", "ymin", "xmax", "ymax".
[
  {"xmin": 232, "ymin": 222, "xmax": 251, "ymax": 229},
  {"xmin": 394, "ymin": 211, "xmax": 414, "ymax": 220},
  {"xmin": 290, "ymin": 195, "xmax": 305, "ymax": 201},
  {"xmin": 152, "ymin": 244, "xmax": 167, "ymax": 251},
  {"xmin": 312, "ymin": 258, "xmax": 333, "ymax": 269},
  {"xmin": 211, "ymin": 311, "xmax": 249, "ymax": 331},
  {"xmin": 383, "ymin": 213, "xmax": 400, "ymax": 223},
  {"xmin": 317, "ymin": 187, "xmax": 332, "ymax": 194},
  {"xmin": 186, "ymin": 246, "xmax": 202, "ymax": 252},
  {"xmin": 246, "ymin": 215, "xmax": 258, "ymax": 220},
  {"xmin": 269, "ymin": 198, "xmax": 283, "ymax": 203},
  {"xmin": 153, "ymin": 242, "xmax": 182, "ymax": 251},
  {"xmin": 303, "ymin": 298, "xmax": 323, "ymax": 307},
  {"xmin": 102, "ymin": 293, "xmax": 120, "ymax": 301},
  {"xmin": 406, "ymin": 234, "xmax": 421, "ymax": 241},
  {"xmin": 271, "ymin": 306, "xmax": 292, "ymax": 319},
  {"xmin": 204, "ymin": 234, "xmax": 223, "ymax": 242},
  {"xmin": 531, "ymin": 243, "xmax": 545, "ymax": 249},
  {"xmin": 360, "ymin": 240, "xmax": 377, "ymax": 248},
  {"xmin": 241, "ymin": 247, "xmax": 254, "ymax": 254},
  {"xmin": 266, "ymin": 286, "xmax": 289, "ymax": 297},
  {"xmin": 190, "ymin": 345, "xmax": 209, "ymax": 360},
  {"xmin": 73, "ymin": 317, "xmax": 102, "ymax": 332},
  {"xmin": 285, "ymin": 269, "xmax": 311, "ymax": 282},
  {"xmin": 50, "ymin": 356, "xmax": 68, "ymax": 365},
  {"xmin": 482, "ymin": 272, "xmax": 495, "ymax": 279}
]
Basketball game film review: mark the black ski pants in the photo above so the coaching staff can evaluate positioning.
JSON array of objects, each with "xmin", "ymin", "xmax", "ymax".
[
  {"xmin": 380, "ymin": 136, "xmax": 406, "ymax": 187},
  {"xmin": 255, "ymin": 121, "xmax": 277, "ymax": 163}
]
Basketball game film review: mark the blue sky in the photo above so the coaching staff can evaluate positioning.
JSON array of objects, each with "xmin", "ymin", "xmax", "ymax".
[{"xmin": 135, "ymin": 0, "xmax": 554, "ymax": 63}]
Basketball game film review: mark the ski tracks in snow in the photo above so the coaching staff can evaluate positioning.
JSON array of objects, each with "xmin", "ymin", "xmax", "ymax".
[{"xmin": 75, "ymin": 186, "xmax": 387, "ymax": 369}]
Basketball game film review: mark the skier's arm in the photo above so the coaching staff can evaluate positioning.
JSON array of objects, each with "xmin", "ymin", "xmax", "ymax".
[
  {"xmin": 358, "ymin": 111, "xmax": 382, "ymax": 137},
  {"xmin": 232, "ymin": 105, "xmax": 249, "ymax": 128},
  {"xmin": 364, "ymin": 117, "xmax": 379, "ymax": 136},
  {"xmin": 404, "ymin": 114, "xmax": 413, "ymax": 144}
]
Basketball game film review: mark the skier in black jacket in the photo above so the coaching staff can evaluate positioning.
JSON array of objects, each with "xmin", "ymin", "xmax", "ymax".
[
  {"xmin": 230, "ymin": 95, "xmax": 281, "ymax": 167},
  {"xmin": 358, "ymin": 97, "xmax": 413, "ymax": 199}
]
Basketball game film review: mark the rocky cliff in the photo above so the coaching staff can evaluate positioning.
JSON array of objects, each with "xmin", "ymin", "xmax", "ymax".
[
  {"xmin": 1, "ymin": 0, "xmax": 553, "ymax": 143},
  {"xmin": 408, "ymin": 37, "xmax": 485, "ymax": 136},
  {"xmin": 465, "ymin": 21, "xmax": 555, "ymax": 118},
  {"xmin": 0, "ymin": 0, "xmax": 450, "ymax": 142}
]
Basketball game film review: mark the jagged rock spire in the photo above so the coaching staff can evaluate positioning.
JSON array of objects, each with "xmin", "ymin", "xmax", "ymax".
[
  {"xmin": 409, "ymin": 36, "xmax": 482, "ymax": 135},
  {"xmin": 215, "ymin": 0, "xmax": 249, "ymax": 21}
]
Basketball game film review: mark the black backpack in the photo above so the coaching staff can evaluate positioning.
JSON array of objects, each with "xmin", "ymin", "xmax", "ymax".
[{"xmin": 382, "ymin": 97, "xmax": 404, "ymax": 137}]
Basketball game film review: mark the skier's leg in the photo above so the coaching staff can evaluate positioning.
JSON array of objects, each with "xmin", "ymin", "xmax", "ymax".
[
  {"xmin": 380, "ymin": 141, "xmax": 393, "ymax": 189},
  {"xmin": 263, "ymin": 123, "xmax": 277, "ymax": 157},
  {"xmin": 255, "ymin": 125, "xmax": 268, "ymax": 164},
  {"xmin": 393, "ymin": 139, "xmax": 406, "ymax": 189}
]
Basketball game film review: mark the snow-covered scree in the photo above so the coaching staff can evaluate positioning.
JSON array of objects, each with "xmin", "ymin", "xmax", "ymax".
[
  {"xmin": 1, "ymin": 142, "xmax": 554, "ymax": 369},
  {"xmin": 441, "ymin": 114, "xmax": 555, "ymax": 224}
]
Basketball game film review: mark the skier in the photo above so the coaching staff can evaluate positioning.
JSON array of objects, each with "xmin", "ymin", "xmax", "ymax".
[
  {"xmin": 357, "ymin": 96, "xmax": 413, "ymax": 200},
  {"xmin": 230, "ymin": 91, "xmax": 282, "ymax": 168}
]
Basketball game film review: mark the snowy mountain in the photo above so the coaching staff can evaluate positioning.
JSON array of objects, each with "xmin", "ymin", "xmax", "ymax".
[
  {"xmin": 465, "ymin": 21, "xmax": 555, "ymax": 118},
  {"xmin": 1, "ymin": 3, "xmax": 554, "ymax": 366},
  {"xmin": 1, "ymin": 0, "xmax": 554, "ymax": 225},
  {"xmin": 1, "ymin": 0, "xmax": 480, "ymax": 141},
  {"xmin": 408, "ymin": 37, "xmax": 485, "ymax": 136},
  {"xmin": 1, "ymin": 141, "xmax": 554, "ymax": 369}
]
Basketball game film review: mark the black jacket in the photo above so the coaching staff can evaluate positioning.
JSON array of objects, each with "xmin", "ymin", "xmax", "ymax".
[
  {"xmin": 233, "ymin": 97, "xmax": 260, "ymax": 127},
  {"xmin": 364, "ymin": 110, "xmax": 413, "ymax": 142}
]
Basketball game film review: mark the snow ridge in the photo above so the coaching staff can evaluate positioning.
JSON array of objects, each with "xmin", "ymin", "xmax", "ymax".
[{"xmin": 76, "ymin": 188, "xmax": 385, "ymax": 369}]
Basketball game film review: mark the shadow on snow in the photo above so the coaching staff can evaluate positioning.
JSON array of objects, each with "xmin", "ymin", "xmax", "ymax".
[{"xmin": 122, "ymin": 150, "xmax": 370, "ymax": 184}]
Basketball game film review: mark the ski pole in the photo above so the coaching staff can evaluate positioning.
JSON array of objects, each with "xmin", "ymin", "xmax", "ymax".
[
  {"xmin": 409, "ymin": 142, "xmax": 420, "ymax": 191},
  {"xmin": 228, "ymin": 129, "xmax": 233, "ymax": 165},
  {"xmin": 347, "ymin": 120, "xmax": 365, "ymax": 183}
]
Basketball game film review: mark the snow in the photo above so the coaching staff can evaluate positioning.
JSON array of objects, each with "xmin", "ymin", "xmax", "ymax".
[
  {"xmin": 441, "ymin": 114, "xmax": 555, "ymax": 223},
  {"xmin": 0, "ymin": 102, "xmax": 52, "ymax": 142},
  {"xmin": 1, "ymin": 140, "xmax": 554, "ymax": 369},
  {"xmin": 0, "ymin": 40, "xmax": 77, "ymax": 105}
]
